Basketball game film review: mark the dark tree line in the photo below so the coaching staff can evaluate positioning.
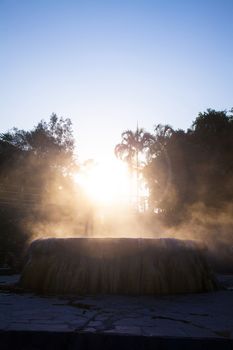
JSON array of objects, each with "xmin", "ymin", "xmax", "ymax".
[
  {"xmin": 116, "ymin": 109, "xmax": 233, "ymax": 226},
  {"xmin": 0, "ymin": 114, "xmax": 79, "ymax": 268},
  {"xmin": 1, "ymin": 108, "xmax": 233, "ymax": 269}
]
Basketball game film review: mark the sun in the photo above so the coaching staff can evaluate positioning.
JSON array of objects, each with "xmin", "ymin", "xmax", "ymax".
[{"xmin": 73, "ymin": 157, "xmax": 131, "ymax": 205}]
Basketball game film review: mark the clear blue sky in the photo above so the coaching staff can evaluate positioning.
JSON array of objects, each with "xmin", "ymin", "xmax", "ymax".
[{"xmin": 1, "ymin": 0, "xmax": 233, "ymax": 160}]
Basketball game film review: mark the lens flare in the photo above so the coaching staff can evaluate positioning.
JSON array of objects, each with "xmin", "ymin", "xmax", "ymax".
[{"xmin": 73, "ymin": 158, "xmax": 131, "ymax": 205}]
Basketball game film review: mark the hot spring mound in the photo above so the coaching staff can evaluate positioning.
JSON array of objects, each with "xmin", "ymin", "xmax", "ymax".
[{"xmin": 20, "ymin": 238, "xmax": 217, "ymax": 295}]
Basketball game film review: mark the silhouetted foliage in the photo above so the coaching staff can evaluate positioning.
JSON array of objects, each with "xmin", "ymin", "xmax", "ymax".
[
  {"xmin": 115, "ymin": 128, "xmax": 154, "ymax": 171},
  {"xmin": 1, "ymin": 108, "xmax": 233, "ymax": 268},
  {"xmin": 143, "ymin": 109, "xmax": 233, "ymax": 224},
  {"xmin": 115, "ymin": 109, "xmax": 233, "ymax": 228},
  {"xmin": 0, "ymin": 114, "xmax": 77, "ymax": 269}
]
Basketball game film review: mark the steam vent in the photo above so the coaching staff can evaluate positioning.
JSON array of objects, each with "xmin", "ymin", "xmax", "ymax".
[{"xmin": 20, "ymin": 238, "xmax": 217, "ymax": 295}]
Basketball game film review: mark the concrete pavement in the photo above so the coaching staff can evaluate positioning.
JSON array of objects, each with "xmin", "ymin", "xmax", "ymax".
[{"xmin": 0, "ymin": 274, "xmax": 233, "ymax": 349}]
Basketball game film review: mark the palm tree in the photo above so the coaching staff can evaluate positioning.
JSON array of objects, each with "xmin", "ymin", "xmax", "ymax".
[{"xmin": 115, "ymin": 127, "xmax": 154, "ymax": 209}]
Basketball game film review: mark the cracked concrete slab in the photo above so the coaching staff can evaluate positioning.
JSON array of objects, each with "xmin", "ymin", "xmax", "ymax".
[{"xmin": 0, "ymin": 274, "xmax": 233, "ymax": 349}]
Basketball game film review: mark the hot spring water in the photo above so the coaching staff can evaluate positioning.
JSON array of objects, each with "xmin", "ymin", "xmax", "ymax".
[{"xmin": 20, "ymin": 237, "xmax": 217, "ymax": 295}]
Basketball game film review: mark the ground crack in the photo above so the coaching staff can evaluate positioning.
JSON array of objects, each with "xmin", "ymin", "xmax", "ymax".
[
  {"xmin": 74, "ymin": 311, "xmax": 100, "ymax": 332},
  {"xmin": 152, "ymin": 315, "xmax": 210, "ymax": 331}
]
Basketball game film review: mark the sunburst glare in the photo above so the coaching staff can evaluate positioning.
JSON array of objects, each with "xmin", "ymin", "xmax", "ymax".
[{"xmin": 73, "ymin": 158, "xmax": 131, "ymax": 205}]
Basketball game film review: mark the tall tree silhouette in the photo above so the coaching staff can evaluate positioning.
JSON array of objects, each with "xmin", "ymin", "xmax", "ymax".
[{"xmin": 115, "ymin": 128, "xmax": 154, "ymax": 207}]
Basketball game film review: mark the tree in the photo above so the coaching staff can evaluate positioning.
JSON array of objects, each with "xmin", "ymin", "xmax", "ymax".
[
  {"xmin": 115, "ymin": 128, "xmax": 154, "ymax": 167},
  {"xmin": 0, "ymin": 114, "xmax": 77, "ymax": 268},
  {"xmin": 149, "ymin": 124, "xmax": 174, "ymax": 157},
  {"xmin": 143, "ymin": 109, "xmax": 233, "ymax": 224},
  {"xmin": 115, "ymin": 128, "xmax": 154, "ymax": 208},
  {"xmin": 1, "ymin": 113, "xmax": 74, "ymax": 164},
  {"xmin": 143, "ymin": 124, "xmax": 175, "ymax": 215}
]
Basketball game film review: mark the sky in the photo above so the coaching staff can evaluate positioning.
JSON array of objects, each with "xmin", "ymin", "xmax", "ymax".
[{"xmin": 1, "ymin": 0, "xmax": 233, "ymax": 161}]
